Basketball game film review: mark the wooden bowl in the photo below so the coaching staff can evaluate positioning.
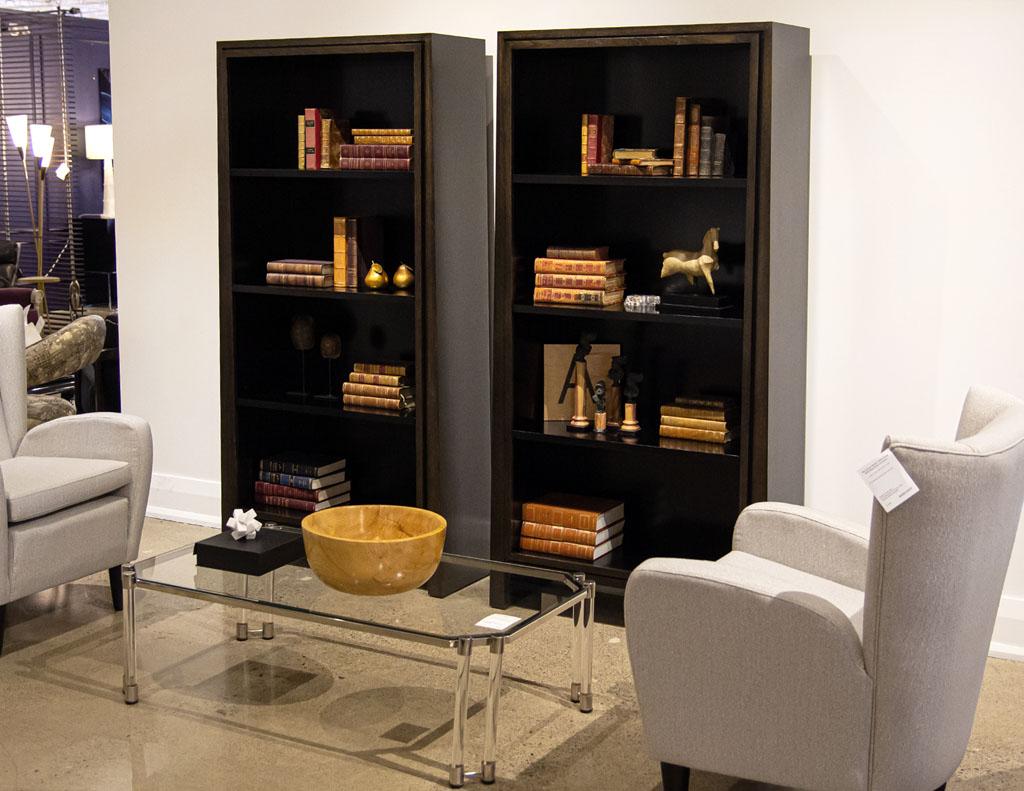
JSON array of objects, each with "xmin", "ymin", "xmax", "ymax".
[{"xmin": 301, "ymin": 505, "xmax": 446, "ymax": 596}]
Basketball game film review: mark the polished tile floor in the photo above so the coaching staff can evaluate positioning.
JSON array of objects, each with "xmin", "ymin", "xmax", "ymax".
[{"xmin": 0, "ymin": 519, "xmax": 1021, "ymax": 790}]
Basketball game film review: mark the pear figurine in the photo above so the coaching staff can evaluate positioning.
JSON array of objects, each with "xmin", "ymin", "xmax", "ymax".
[
  {"xmin": 393, "ymin": 263, "xmax": 415, "ymax": 291},
  {"xmin": 364, "ymin": 261, "xmax": 389, "ymax": 290}
]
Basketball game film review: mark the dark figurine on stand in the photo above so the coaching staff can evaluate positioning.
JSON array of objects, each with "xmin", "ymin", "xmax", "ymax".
[
  {"xmin": 592, "ymin": 380, "xmax": 607, "ymax": 434},
  {"xmin": 560, "ymin": 332, "xmax": 596, "ymax": 432},
  {"xmin": 287, "ymin": 315, "xmax": 316, "ymax": 401},
  {"xmin": 315, "ymin": 333, "xmax": 342, "ymax": 402},
  {"xmin": 607, "ymin": 355, "xmax": 628, "ymax": 431},
  {"xmin": 620, "ymin": 372, "xmax": 643, "ymax": 437}
]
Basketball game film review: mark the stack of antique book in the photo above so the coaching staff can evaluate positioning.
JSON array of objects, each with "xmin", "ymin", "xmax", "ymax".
[
  {"xmin": 298, "ymin": 108, "xmax": 350, "ymax": 170},
  {"xmin": 533, "ymin": 245, "xmax": 625, "ymax": 306},
  {"xmin": 265, "ymin": 259, "xmax": 333, "ymax": 289},
  {"xmin": 340, "ymin": 128, "xmax": 413, "ymax": 171},
  {"xmin": 672, "ymin": 96, "xmax": 732, "ymax": 178},
  {"xmin": 342, "ymin": 362, "xmax": 415, "ymax": 414},
  {"xmin": 518, "ymin": 493, "xmax": 624, "ymax": 561},
  {"xmin": 659, "ymin": 396, "xmax": 736, "ymax": 447},
  {"xmin": 254, "ymin": 452, "xmax": 351, "ymax": 520}
]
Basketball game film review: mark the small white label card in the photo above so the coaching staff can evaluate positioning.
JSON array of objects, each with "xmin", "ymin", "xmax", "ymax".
[
  {"xmin": 858, "ymin": 449, "xmax": 919, "ymax": 512},
  {"xmin": 474, "ymin": 613, "xmax": 522, "ymax": 631}
]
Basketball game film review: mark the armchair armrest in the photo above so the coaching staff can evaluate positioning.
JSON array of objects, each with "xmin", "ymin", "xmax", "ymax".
[
  {"xmin": 0, "ymin": 465, "xmax": 8, "ymax": 603},
  {"xmin": 18, "ymin": 413, "xmax": 153, "ymax": 562},
  {"xmin": 733, "ymin": 502, "xmax": 869, "ymax": 590},
  {"xmin": 624, "ymin": 557, "xmax": 871, "ymax": 789}
]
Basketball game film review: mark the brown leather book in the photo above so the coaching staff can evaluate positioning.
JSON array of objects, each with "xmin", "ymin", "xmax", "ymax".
[
  {"xmin": 266, "ymin": 273, "xmax": 332, "ymax": 288},
  {"xmin": 685, "ymin": 101, "xmax": 701, "ymax": 177},
  {"xmin": 520, "ymin": 519, "xmax": 624, "ymax": 547},
  {"xmin": 659, "ymin": 415, "xmax": 728, "ymax": 431},
  {"xmin": 534, "ymin": 257, "xmax": 623, "ymax": 276},
  {"xmin": 348, "ymin": 372, "xmax": 408, "ymax": 386},
  {"xmin": 534, "ymin": 273, "xmax": 625, "ymax": 291},
  {"xmin": 533, "ymin": 287, "xmax": 624, "ymax": 306},
  {"xmin": 519, "ymin": 532, "xmax": 623, "ymax": 560},
  {"xmin": 672, "ymin": 96, "xmax": 688, "ymax": 177},
  {"xmin": 658, "ymin": 425, "xmax": 732, "ymax": 443},
  {"xmin": 353, "ymin": 362, "xmax": 411, "ymax": 376},
  {"xmin": 267, "ymin": 259, "xmax": 333, "ymax": 275},
  {"xmin": 545, "ymin": 246, "xmax": 610, "ymax": 260},
  {"xmin": 342, "ymin": 393, "xmax": 412, "ymax": 411},
  {"xmin": 342, "ymin": 381, "xmax": 414, "ymax": 399},
  {"xmin": 522, "ymin": 493, "xmax": 624, "ymax": 531}
]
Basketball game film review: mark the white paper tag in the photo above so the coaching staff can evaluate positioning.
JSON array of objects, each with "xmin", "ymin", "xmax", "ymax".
[
  {"xmin": 474, "ymin": 613, "xmax": 522, "ymax": 631},
  {"xmin": 858, "ymin": 449, "xmax": 919, "ymax": 512}
]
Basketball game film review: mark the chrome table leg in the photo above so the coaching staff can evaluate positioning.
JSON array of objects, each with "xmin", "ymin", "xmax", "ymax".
[
  {"xmin": 236, "ymin": 573, "xmax": 249, "ymax": 640},
  {"xmin": 482, "ymin": 636, "xmax": 505, "ymax": 784},
  {"xmin": 450, "ymin": 637, "xmax": 473, "ymax": 788},
  {"xmin": 261, "ymin": 569, "xmax": 275, "ymax": 640},
  {"xmin": 121, "ymin": 564, "xmax": 138, "ymax": 704},
  {"xmin": 571, "ymin": 573, "xmax": 584, "ymax": 704},
  {"xmin": 579, "ymin": 581, "xmax": 595, "ymax": 713}
]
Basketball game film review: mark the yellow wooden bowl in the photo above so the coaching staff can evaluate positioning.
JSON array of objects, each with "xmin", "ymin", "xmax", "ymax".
[{"xmin": 301, "ymin": 505, "xmax": 446, "ymax": 596}]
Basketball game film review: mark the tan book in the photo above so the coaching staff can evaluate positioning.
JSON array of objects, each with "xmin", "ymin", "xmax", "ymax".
[
  {"xmin": 353, "ymin": 362, "xmax": 411, "ymax": 376},
  {"xmin": 659, "ymin": 437, "xmax": 728, "ymax": 454},
  {"xmin": 534, "ymin": 287, "xmax": 624, "ymax": 306},
  {"xmin": 348, "ymin": 372, "xmax": 407, "ymax": 387},
  {"xmin": 342, "ymin": 381, "xmax": 414, "ymax": 399},
  {"xmin": 519, "ymin": 532, "xmax": 623, "ymax": 560},
  {"xmin": 659, "ymin": 415, "xmax": 728, "ymax": 431},
  {"xmin": 534, "ymin": 273, "xmax": 625, "ymax": 291},
  {"xmin": 520, "ymin": 519, "xmax": 623, "ymax": 547},
  {"xmin": 351, "ymin": 128, "xmax": 412, "ymax": 136},
  {"xmin": 534, "ymin": 258, "xmax": 624, "ymax": 276},
  {"xmin": 672, "ymin": 96, "xmax": 687, "ymax": 177},
  {"xmin": 352, "ymin": 135, "xmax": 413, "ymax": 145},
  {"xmin": 342, "ymin": 393, "xmax": 412, "ymax": 411},
  {"xmin": 266, "ymin": 273, "xmax": 332, "ymax": 288},
  {"xmin": 267, "ymin": 260, "xmax": 333, "ymax": 275},
  {"xmin": 522, "ymin": 493, "xmax": 624, "ymax": 531},
  {"xmin": 297, "ymin": 115, "xmax": 305, "ymax": 170},
  {"xmin": 332, "ymin": 217, "xmax": 348, "ymax": 288},
  {"xmin": 659, "ymin": 425, "xmax": 732, "ymax": 443},
  {"xmin": 580, "ymin": 113, "xmax": 588, "ymax": 176},
  {"xmin": 661, "ymin": 404, "xmax": 736, "ymax": 421}
]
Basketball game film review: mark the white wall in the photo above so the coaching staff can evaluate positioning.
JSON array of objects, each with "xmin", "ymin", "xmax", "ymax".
[{"xmin": 108, "ymin": 0, "xmax": 1024, "ymax": 655}]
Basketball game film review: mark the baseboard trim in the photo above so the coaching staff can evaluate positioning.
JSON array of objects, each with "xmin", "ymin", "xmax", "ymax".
[
  {"xmin": 991, "ymin": 594, "xmax": 1024, "ymax": 661},
  {"xmin": 147, "ymin": 472, "xmax": 221, "ymax": 529}
]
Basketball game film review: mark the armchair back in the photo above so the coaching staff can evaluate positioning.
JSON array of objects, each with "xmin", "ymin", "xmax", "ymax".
[
  {"xmin": 0, "ymin": 304, "xmax": 28, "ymax": 460},
  {"xmin": 863, "ymin": 386, "xmax": 1024, "ymax": 790}
]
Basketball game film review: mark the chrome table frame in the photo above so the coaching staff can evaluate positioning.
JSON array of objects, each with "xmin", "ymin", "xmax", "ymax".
[{"xmin": 121, "ymin": 547, "xmax": 596, "ymax": 787}]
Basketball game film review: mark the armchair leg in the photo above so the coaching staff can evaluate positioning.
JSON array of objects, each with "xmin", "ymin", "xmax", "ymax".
[
  {"xmin": 935, "ymin": 786, "xmax": 947, "ymax": 791},
  {"xmin": 108, "ymin": 567, "xmax": 123, "ymax": 612},
  {"xmin": 660, "ymin": 762, "xmax": 690, "ymax": 791},
  {"xmin": 0, "ymin": 604, "xmax": 6, "ymax": 654}
]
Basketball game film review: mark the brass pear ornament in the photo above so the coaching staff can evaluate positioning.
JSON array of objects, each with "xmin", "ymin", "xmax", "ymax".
[
  {"xmin": 364, "ymin": 261, "xmax": 389, "ymax": 290},
  {"xmin": 393, "ymin": 263, "xmax": 414, "ymax": 291}
]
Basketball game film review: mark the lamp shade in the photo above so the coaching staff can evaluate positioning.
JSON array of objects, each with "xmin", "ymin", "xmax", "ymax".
[
  {"xmin": 36, "ymin": 135, "xmax": 55, "ymax": 169},
  {"xmin": 6, "ymin": 114, "xmax": 28, "ymax": 150},
  {"xmin": 29, "ymin": 124, "xmax": 53, "ymax": 157},
  {"xmin": 84, "ymin": 124, "xmax": 113, "ymax": 160}
]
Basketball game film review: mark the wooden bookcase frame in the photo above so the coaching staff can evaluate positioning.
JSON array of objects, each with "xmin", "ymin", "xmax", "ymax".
[
  {"xmin": 217, "ymin": 34, "xmax": 492, "ymax": 580},
  {"xmin": 491, "ymin": 23, "xmax": 811, "ymax": 605}
]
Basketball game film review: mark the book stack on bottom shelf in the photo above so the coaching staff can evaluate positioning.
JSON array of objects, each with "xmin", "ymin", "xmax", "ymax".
[
  {"xmin": 658, "ymin": 396, "xmax": 736, "ymax": 450},
  {"xmin": 342, "ymin": 362, "xmax": 415, "ymax": 414},
  {"xmin": 255, "ymin": 453, "xmax": 351, "ymax": 522},
  {"xmin": 519, "ymin": 493, "xmax": 624, "ymax": 561},
  {"xmin": 533, "ymin": 245, "xmax": 625, "ymax": 307}
]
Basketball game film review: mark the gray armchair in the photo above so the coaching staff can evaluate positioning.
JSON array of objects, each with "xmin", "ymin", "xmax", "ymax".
[
  {"xmin": 625, "ymin": 386, "xmax": 1024, "ymax": 791},
  {"xmin": 0, "ymin": 304, "xmax": 152, "ymax": 653}
]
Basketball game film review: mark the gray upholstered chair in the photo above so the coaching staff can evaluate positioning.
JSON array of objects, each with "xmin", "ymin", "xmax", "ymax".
[
  {"xmin": 0, "ymin": 304, "xmax": 152, "ymax": 653},
  {"xmin": 625, "ymin": 386, "xmax": 1024, "ymax": 791}
]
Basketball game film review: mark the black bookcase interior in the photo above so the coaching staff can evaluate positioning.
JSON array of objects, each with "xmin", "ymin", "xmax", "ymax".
[
  {"xmin": 218, "ymin": 34, "xmax": 491, "ymax": 578},
  {"xmin": 492, "ymin": 24, "xmax": 811, "ymax": 606}
]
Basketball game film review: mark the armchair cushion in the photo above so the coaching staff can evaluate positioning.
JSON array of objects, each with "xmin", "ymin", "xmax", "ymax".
[
  {"xmin": 733, "ymin": 502, "xmax": 870, "ymax": 590},
  {"xmin": 1, "ymin": 455, "xmax": 130, "ymax": 522}
]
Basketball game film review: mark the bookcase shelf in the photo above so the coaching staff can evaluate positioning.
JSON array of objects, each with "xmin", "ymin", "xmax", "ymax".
[
  {"xmin": 513, "ymin": 423, "xmax": 741, "ymax": 459},
  {"xmin": 492, "ymin": 23, "xmax": 810, "ymax": 609},
  {"xmin": 513, "ymin": 302, "xmax": 743, "ymax": 328},
  {"xmin": 219, "ymin": 34, "xmax": 492, "ymax": 590},
  {"xmin": 237, "ymin": 396, "xmax": 415, "ymax": 425},
  {"xmin": 513, "ymin": 173, "xmax": 746, "ymax": 189},
  {"xmin": 232, "ymin": 167, "xmax": 413, "ymax": 180},
  {"xmin": 232, "ymin": 283, "xmax": 415, "ymax": 303}
]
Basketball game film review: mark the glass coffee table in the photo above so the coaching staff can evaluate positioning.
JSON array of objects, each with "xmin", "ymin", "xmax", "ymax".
[{"xmin": 120, "ymin": 538, "xmax": 596, "ymax": 787}]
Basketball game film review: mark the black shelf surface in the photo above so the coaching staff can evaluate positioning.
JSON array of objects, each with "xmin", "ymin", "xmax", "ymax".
[
  {"xmin": 513, "ymin": 302, "xmax": 742, "ymax": 328},
  {"xmin": 512, "ymin": 422, "xmax": 740, "ymax": 459},
  {"xmin": 231, "ymin": 168, "xmax": 413, "ymax": 180},
  {"xmin": 509, "ymin": 547, "xmax": 633, "ymax": 581},
  {"xmin": 233, "ymin": 284, "xmax": 416, "ymax": 303},
  {"xmin": 513, "ymin": 173, "xmax": 746, "ymax": 189},
  {"xmin": 238, "ymin": 396, "xmax": 415, "ymax": 425}
]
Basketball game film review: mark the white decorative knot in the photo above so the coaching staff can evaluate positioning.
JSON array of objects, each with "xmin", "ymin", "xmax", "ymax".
[{"xmin": 227, "ymin": 508, "xmax": 262, "ymax": 541}]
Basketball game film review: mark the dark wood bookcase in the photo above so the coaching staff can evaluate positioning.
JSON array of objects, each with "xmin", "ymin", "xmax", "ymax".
[
  {"xmin": 217, "ymin": 34, "xmax": 492, "ymax": 574},
  {"xmin": 491, "ymin": 23, "xmax": 810, "ymax": 604}
]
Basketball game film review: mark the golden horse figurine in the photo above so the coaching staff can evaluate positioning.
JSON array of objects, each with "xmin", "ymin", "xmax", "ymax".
[{"xmin": 660, "ymin": 227, "xmax": 720, "ymax": 294}]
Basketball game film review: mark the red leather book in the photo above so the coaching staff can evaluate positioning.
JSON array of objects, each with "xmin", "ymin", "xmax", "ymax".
[
  {"xmin": 339, "ymin": 144, "xmax": 412, "ymax": 159},
  {"xmin": 339, "ymin": 157, "xmax": 411, "ymax": 171}
]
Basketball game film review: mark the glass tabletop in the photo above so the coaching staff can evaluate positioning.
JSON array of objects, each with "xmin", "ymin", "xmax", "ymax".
[{"xmin": 130, "ymin": 531, "xmax": 587, "ymax": 648}]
